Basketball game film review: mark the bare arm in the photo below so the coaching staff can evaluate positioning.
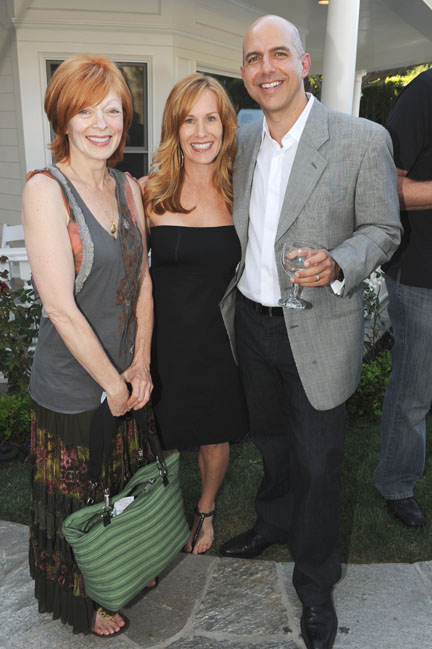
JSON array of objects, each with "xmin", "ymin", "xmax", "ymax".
[
  {"xmin": 397, "ymin": 168, "xmax": 432, "ymax": 211},
  {"xmin": 22, "ymin": 173, "xmax": 129, "ymax": 416},
  {"xmin": 121, "ymin": 175, "xmax": 153, "ymax": 410}
]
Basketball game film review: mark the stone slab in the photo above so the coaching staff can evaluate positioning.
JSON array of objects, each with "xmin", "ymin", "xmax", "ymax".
[
  {"xmin": 416, "ymin": 560, "xmax": 432, "ymax": 594},
  {"xmin": 333, "ymin": 564, "xmax": 432, "ymax": 649},
  {"xmin": 125, "ymin": 553, "xmax": 215, "ymax": 647},
  {"xmin": 0, "ymin": 561, "xmax": 56, "ymax": 643},
  {"xmin": 193, "ymin": 558, "xmax": 291, "ymax": 637},
  {"xmin": 274, "ymin": 562, "xmax": 303, "ymax": 618},
  {"xmin": 3, "ymin": 521, "xmax": 432, "ymax": 649},
  {"xmin": 280, "ymin": 561, "xmax": 432, "ymax": 649},
  {"xmin": 2, "ymin": 622, "xmax": 136, "ymax": 649},
  {"xmin": 165, "ymin": 637, "xmax": 299, "ymax": 649},
  {"xmin": 0, "ymin": 520, "xmax": 28, "ymax": 582}
]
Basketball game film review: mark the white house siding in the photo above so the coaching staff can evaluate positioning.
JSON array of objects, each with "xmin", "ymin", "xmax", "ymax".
[
  {"xmin": 0, "ymin": 0, "xmax": 265, "ymax": 227},
  {"xmin": 0, "ymin": 11, "xmax": 26, "ymax": 227}
]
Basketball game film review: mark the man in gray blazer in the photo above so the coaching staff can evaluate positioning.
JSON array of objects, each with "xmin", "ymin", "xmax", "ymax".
[{"xmin": 219, "ymin": 15, "xmax": 401, "ymax": 649}]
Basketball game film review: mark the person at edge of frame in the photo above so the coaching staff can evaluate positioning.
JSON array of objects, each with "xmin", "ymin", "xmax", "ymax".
[{"xmin": 375, "ymin": 67, "xmax": 432, "ymax": 529}]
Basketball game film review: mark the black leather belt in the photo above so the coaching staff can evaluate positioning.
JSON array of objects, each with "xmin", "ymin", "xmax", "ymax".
[{"xmin": 240, "ymin": 293, "xmax": 284, "ymax": 317}]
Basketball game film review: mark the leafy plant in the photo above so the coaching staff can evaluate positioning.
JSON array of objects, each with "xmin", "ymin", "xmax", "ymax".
[
  {"xmin": 0, "ymin": 392, "xmax": 31, "ymax": 446},
  {"xmin": 347, "ymin": 349, "xmax": 392, "ymax": 420},
  {"xmin": 0, "ymin": 261, "xmax": 42, "ymax": 394},
  {"xmin": 360, "ymin": 63, "xmax": 432, "ymax": 125},
  {"xmin": 363, "ymin": 269, "xmax": 385, "ymax": 354}
]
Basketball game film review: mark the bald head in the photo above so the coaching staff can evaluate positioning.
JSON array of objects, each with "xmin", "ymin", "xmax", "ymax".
[
  {"xmin": 240, "ymin": 13, "xmax": 311, "ymax": 139},
  {"xmin": 243, "ymin": 15, "xmax": 305, "ymax": 64}
]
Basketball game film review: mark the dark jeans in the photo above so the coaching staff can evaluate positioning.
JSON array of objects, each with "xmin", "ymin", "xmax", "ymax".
[
  {"xmin": 236, "ymin": 293, "xmax": 346, "ymax": 605},
  {"xmin": 374, "ymin": 273, "xmax": 432, "ymax": 499}
]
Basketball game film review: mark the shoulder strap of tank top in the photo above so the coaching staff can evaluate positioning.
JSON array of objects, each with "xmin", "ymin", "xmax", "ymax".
[
  {"xmin": 26, "ymin": 166, "xmax": 94, "ymax": 293},
  {"xmin": 109, "ymin": 169, "xmax": 141, "ymax": 226}
]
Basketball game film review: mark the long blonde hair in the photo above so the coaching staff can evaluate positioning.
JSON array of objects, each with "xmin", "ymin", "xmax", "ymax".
[{"xmin": 145, "ymin": 73, "xmax": 237, "ymax": 215}]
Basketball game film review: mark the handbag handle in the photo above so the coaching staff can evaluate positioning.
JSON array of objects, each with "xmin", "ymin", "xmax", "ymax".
[
  {"xmin": 130, "ymin": 406, "xmax": 168, "ymax": 486},
  {"xmin": 86, "ymin": 391, "xmax": 168, "ymax": 507}
]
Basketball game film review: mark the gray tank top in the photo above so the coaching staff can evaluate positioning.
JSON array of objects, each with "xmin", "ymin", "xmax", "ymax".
[{"xmin": 29, "ymin": 168, "xmax": 141, "ymax": 413}]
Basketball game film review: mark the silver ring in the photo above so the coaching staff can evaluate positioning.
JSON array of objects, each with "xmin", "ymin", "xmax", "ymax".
[{"xmin": 315, "ymin": 274, "xmax": 320, "ymax": 282}]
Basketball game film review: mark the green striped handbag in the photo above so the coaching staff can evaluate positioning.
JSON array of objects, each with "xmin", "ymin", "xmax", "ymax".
[{"xmin": 62, "ymin": 403, "xmax": 189, "ymax": 611}]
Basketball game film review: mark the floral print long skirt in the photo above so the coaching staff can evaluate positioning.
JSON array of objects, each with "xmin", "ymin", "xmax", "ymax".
[{"xmin": 29, "ymin": 399, "xmax": 152, "ymax": 634}]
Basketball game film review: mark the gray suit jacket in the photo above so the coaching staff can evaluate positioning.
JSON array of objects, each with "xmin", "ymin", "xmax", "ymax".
[{"xmin": 220, "ymin": 98, "xmax": 402, "ymax": 411}]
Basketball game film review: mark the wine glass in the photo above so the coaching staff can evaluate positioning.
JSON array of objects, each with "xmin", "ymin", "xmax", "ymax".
[{"xmin": 278, "ymin": 241, "xmax": 315, "ymax": 310}]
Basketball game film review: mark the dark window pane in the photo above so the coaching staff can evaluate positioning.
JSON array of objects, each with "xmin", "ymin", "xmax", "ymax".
[
  {"xmin": 126, "ymin": 111, "xmax": 145, "ymax": 149},
  {"xmin": 118, "ymin": 64, "xmax": 147, "ymax": 148},
  {"xmin": 47, "ymin": 60, "xmax": 62, "ymax": 78},
  {"xmin": 116, "ymin": 152, "xmax": 147, "ymax": 179},
  {"xmin": 199, "ymin": 72, "xmax": 260, "ymax": 113}
]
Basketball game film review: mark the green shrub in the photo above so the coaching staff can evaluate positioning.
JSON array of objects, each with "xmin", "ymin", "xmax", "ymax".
[
  {"xmin": 362, "ymin": 271, "xmax": 385, "ymax": 354},
  {"xmin": 347, "ymin": 350, "xmax": 392, "ymax": 420},
  {"xmin": 0, "ymin": 267, "xmax": 41, "ymax": 394},
  {"xmin": 0, "ymin": 392, "xmax": 31, "ymax": 447}
]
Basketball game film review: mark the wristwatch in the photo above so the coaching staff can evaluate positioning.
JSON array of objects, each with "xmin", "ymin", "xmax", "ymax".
[{"xmin": 334, "ymin": 262, "xmax": 344, "ymax": 282}]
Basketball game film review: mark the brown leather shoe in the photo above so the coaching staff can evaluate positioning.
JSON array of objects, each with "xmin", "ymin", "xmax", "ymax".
[{"xmin": 386, "ymin": 497, "xmax": 426, "ymax": 528}]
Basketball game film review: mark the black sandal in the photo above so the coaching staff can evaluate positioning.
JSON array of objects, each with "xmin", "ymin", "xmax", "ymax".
[{"xmin": 191, "ymin": 507, "xmax": 215, "ymax": 551}]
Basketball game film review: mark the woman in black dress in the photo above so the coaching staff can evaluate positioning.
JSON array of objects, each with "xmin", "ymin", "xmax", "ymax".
[{"xmin": 141, "ymin": 74, "xmax": 248, "ymax": 553}]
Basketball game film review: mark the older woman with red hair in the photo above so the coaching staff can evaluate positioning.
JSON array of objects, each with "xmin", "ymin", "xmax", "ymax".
[{"xmin": 23, "ymin": 55, "xmax": 153, "ymax": 636}]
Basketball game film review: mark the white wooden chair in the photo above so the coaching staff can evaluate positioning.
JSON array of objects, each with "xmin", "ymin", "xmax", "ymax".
[
  {"xmin": 0, "ymin": 224, "xmax": 31, "ymax": 283},
  {"xmin": 1, "ymin": 224, "xmax": 25, "ymax": 248}
]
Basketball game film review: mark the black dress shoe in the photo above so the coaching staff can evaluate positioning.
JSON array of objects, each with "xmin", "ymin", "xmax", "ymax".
[
  {"xmin": 219, "ymin": 527, "xmax": 272, "ymax": 558},
  {"xmin": 386, "ymin": 497, "xmax": 426, "ymax": 528},
  {"xmin": 301, "ymin": 600, "xmax": 337, "ymax": 649}
]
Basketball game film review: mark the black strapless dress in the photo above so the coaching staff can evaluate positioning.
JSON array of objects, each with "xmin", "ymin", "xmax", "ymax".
[{"xmin": 150, "ymin": 225, "xmax": 248, "ymax": 449}]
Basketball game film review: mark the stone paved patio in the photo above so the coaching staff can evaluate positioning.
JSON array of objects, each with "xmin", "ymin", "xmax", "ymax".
[{"xmin": 1, "ymin": 521, "xmax": 432, "ymax": 649}]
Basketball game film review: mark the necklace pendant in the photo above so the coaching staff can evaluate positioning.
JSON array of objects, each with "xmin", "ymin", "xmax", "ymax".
[{"xmin": 110, "ymin": 222, "xmax": 117, "ymax": 236}]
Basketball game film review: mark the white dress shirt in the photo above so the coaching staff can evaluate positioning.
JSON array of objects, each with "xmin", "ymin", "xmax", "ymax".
[{"xmin": 238, "ymin": 95, "xmax": 314, "ymax": 306}]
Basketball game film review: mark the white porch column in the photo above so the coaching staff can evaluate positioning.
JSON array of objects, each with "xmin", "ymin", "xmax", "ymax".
[
  {"xmin": 320, "ymin": 0, "xmax": 360, "ymax": 114},
  {"xmin": 352, "ymin": 69, "xmax": 367, "ymax": 117}
]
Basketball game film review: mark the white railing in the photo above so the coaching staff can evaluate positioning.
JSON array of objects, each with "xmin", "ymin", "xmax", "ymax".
[
  {"xmin": 0, "ymin": 247, "xmax": 31, "ymax": 284},
  {"xmin": 0, "ymin": 224, "xmax": 31, "ymax": 284}
]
